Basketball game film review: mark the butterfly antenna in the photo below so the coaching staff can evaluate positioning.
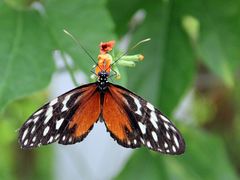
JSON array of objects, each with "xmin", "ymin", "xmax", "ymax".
[
  {"xmin": 109, "ymin": 38, "xmax": 151, "ymax": 69},
  {"xmin": 63, "ymin": 29, "xmax": 99, "ymax": 66}
]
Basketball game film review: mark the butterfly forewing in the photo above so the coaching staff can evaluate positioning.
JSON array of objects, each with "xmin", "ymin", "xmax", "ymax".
[
  {"xmin": 104, "ymin": 84, "xmax": 185, "ymax": 154},
  {"xmin": 18, "ymin": 83, "xmax": 100, "ymax": 149}
]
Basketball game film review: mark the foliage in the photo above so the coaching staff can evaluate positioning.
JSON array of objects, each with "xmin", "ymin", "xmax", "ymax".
[
  {"xmin": 0, "ymin": 0, "xmax": 115, "ymax": 112},
  {"xmin": 0, "ymin": 92, "xmax": 53, "ymax": 180},
  {"xmin": 0, "ymin": 0, "xmax": 240, "ymax": 179},
  {"xmin": 116, "ymin": 126, "xmax": 238, "ymax": 180}
]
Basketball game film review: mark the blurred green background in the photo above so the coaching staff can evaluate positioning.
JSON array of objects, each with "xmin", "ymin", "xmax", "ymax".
[{"xmin": 0, "ymin": 0, "xmax": 240, "ymax": 179}]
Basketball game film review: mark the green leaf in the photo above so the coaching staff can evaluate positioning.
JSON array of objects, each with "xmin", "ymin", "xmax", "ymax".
[
  {"xmin": 0, "ymin": 92, "xmax": 51, "ymax": 180},
  {"xmin": 108, "ymin": 0, "xmax": 240, "ymax": 110},
  {"xmin": 179, "ymin": 0, "xmax": 240, "ymax": 87},
  {"xmin": 108, "ymin": 0, "xmax": 195, "ymax": 115},
  {"xmin": 0, "ymin": 5, "xmax": 55, "ymax": 112},
  {"xmin": 107, "ymin": 0, "xmax": 142, "ymax": 36},
  {"xmin": 0, "ymin": 0, "xmax": 116, "ymax": 112},
  {"xmin": 45, "ymin": 0, "xmax": 116, "ymax": 74},
  {"xmin": 115, "ymin": 127, "xmax": 238, "ymax": 180}
]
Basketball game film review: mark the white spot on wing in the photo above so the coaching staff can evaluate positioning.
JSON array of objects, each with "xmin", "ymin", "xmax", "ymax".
[
  {"xmin": 31, "ymin": 126, "xmax": 36, "ymax": 134},
  {"xmin": 146, "ymin": 102, "xmax": 160, "ymax": 129},
  {"xmin": 49, "ymin": 98, "xmax": 58, "ymax": 106},
  {"xmin": 55, "ymin": 134, "xmax": 60, "ymax": 140},
  {"xmin": 172, "ymin": 145, "xmax": 176, "ymax": 152},
  {"xmin": 24, "ymin": 139, "xmax": 28, "ymax": 146},
  {"xmin": 160, "ymin": 114, "xmax": 170, "ymax": 122},
  {"xmin": 133, "ymin": 139, "xmax": 137, "ymax": 144},
  {"xmin": 164, "ymin": 142, "xmax": 168, "ymax": 148},
  {"xmin": 166, "ymin": 132, "xmax": 170, "ymax": 140},
  {"xmin": 26, "ymin": 119, "xmax": 33, "ymax": 124},
  {"xmin": 149, "ymin": 111, "xmax": 158, "ymax": 129},
  {"xmin": 48, "ymin": 136, "xmax": 54, "ymax": 143},
  {"xmin": 22, "ymin": 128, "xmax": 28, "ymax": 141},
  {"xmin": 164, "ymin": 122, "xmax": 169, "ymax": 130},
  {"xmin": 33, "ymin": 116, "xmax": 39, "ymax": 123},
  {"xmin": 56, "ymin": 118, "xmax": 64, "ymax": 130},
  {"xmin": 146, "ymin": 102, "xmax": 155, "ymax": 111},
  {"xmin": 43, "ymin": 126, "xmax": 50, "ymax": 136},
  {"xmin": 32, "ymin": 136, "xmax": 36, "ymax": 142},
  {"xmin": 44, "ymin": 107, "xmax": 53, "ymax": 124},
  {"xmin": 173, "ymin": 135, "xmax": 179, "ymax": 148},
  {"xmin": 138, "ymin": 122, "xmax": 146, "ymax": 134},
  {"xmin": 151, "ymin": 131, "xmax": 158, "ymax": 142},
  {"xmin": 61, "ymin": 93, "xmax": 72, "ymax": 112},
  {"xmin": 171, "ymin": 126, "xmax": 177, "ymax": 132},
  {"xmin": 147, "ymin": 141, "xmax": 152, "ymax": 148},
  {"xmin": 34, "ymin": 109, "xmax": 43, "ymax": 116},
  {"xmin": 131, "ymin": 95, "xmax": 142, "ymax": 116},
  {"xmin": 45, "ymin": 106, "xmax": 53, "ymax": 116}
]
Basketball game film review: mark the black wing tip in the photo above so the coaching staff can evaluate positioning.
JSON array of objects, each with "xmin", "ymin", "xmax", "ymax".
[
  {"xmin": 169, "ymin": 138, "xmax": 186, "ymax": 155},
  {"xmin": 18, "ymin": 139, "xmax": 42, "ymax": 149},
  {"xmin": 103, "ymin": 118, "xmax": 186, "ymax": 155},
  {"xmin": 106, "ymin": 129, "xmax": 141, "ymax": 149},
  {"xmin": 19, "ymin": 145, "xmax": 39, "ymax": 150},
  {"xmin": 150, "ymin": 144, "xmax": 185, "ymax": 155}
]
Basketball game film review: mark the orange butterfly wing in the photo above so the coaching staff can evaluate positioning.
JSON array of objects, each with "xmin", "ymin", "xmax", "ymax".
[
  {"xmin": 68, "ymin": 88, "xmax": 101, "ymax": 138},
  {"xmin": 18, "ymin": 83, "xmax": 101, "ymax": 148},
  {"xmin": 103, "ymin": 83, "xmax": 185, "ymax": 154},
  {"xmin": 102, "ymin": 84, "xmax": 141, "ymax": 148}
]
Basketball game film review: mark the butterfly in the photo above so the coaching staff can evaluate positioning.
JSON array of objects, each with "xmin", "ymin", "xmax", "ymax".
[{"xmin": 18, "ymin": 40, "xmax": 185, "ymax": 155}]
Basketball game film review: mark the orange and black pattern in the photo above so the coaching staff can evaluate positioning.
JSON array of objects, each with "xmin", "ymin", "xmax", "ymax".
[
  {"xmin": 18, "ymin": 40, "xmax": 185, "ymax": 155},
  {"xmin": 19, "ymin": 74, "xmax": 185, "ymax": 154}
]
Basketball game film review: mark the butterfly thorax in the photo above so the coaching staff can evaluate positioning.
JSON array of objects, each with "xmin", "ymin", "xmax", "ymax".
[{"xmin": 97, "ymin": 71, "xmax": 109, "ymax": 91}]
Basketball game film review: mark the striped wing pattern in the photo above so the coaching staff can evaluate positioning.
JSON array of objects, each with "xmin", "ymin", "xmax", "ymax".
[
  {"xmin": 19, "ymin": 82, "xmax": 185, "ymax": 155},
  {"xmin": 105, "ymin": 84, "xmax": 185, "ymax": 154},
  {"xmin": 18, "ymin": 83, "xmax": 99, "ymax": 148}
]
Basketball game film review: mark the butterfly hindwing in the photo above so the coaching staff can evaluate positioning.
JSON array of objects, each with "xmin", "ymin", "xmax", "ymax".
[
  {"xmin": 102, "ymin": 90, "xmax": 142, "ymax": 149},
  {"xmin": 18, "ymin": 83, "xmax": 100, "ymax": 149},
  {"xmin": 103, "ymin": 83, "xmax": 185, "ymax": 154}
]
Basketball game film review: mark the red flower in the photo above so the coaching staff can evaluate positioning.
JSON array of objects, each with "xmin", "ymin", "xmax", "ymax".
[{"xmin": 99, "ymin": 40, "xmax": 115, "ymax": 54}]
